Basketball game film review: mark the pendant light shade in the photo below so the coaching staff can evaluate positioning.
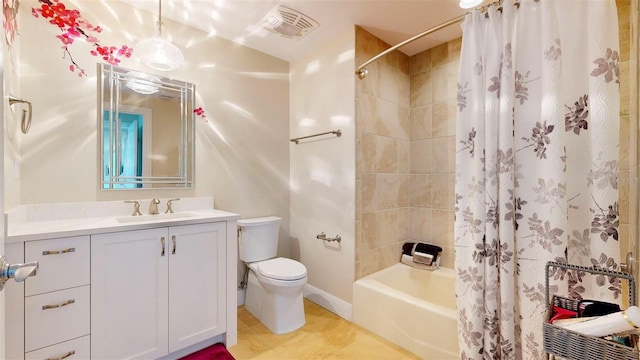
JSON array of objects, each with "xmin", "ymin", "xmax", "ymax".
[
  {"xmin": 459, "ymin": 0, "xmax": 483, "ymax": 9},
  {"xmin": 136, "ymin": 0, "xmax": 184, "ymax": 71}
]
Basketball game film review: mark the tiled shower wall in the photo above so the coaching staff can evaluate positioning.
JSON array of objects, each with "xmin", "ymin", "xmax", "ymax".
[
  {"xmin": 617, "ymin": 0, "xmax": 636, "ymax": 274},
  {"xmin": 355, "ymin": 0, "xmax": 634, "ymax": 279},
  {"xmin": 355, "ymin": 27, "xmax": 411, "ymax": 279}
]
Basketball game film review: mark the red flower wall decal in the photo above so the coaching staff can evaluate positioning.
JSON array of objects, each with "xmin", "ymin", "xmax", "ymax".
[
  {"xmin": 194, "ymin": 107, "xmax": 207, "ymax": 122},
  {"xmin": 32, "ymin": 0, "xmax": 133, "ymax": 77}
]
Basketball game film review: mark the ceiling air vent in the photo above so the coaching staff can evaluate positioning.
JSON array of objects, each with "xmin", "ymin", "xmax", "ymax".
[{"xmin": 262, "ymin": 5, "xmax": 319, "ymax": 40}]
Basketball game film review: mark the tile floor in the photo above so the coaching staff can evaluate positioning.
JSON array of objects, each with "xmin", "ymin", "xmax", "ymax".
[{"xmin": 228, "ymin": 299, "xmax": 420, "ymax": 359}]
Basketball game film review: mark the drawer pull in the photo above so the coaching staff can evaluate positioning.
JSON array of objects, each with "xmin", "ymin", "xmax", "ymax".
[
  {"xmin": 42, "ymin": 299, "xmax": 75, "ymax": 310},
  {"xmin": 42, "ymin": 248, "xmax": 76, "ymax": 256},
  {"xmin": 172, "ymin": 235, "xmax": 177, "ymax": 255},
  {"xmin": 161, "ymin": 237, "xmax": 166, "ymax": 256},
  {"xmin": 46, "ymin": 350, "xmax": 76, "ymax": 360}
]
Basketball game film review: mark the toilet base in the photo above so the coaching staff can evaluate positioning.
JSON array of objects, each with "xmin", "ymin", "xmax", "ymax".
[{"xmin": 245, "ymin": 271, "xmax": 306, "ymax": 334}]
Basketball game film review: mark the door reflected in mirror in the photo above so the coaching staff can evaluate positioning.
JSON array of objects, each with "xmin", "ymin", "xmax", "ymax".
[{"xmin": 99, "ymin": 64, "xmax": 195, "ymax": 190}]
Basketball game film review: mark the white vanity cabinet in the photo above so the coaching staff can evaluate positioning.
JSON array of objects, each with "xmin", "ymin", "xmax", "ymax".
[
  {"xmin": 5, "ymin": 235, "xmax": 92, "ymax": 360},
  {"xmin": 91, "ymin": 222, "xmax": 227, "ymax": 360}
]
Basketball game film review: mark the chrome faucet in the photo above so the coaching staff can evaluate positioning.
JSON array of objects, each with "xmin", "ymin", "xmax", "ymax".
[
  {"xmin": 165, "ymin": 198, "xmax": 180, "ymax": 213},
  {"xmin": 149, "ymin": 198, "xmax": 161, "ymax": 215},
  {"xmin": 124, "ymin": 200, "xmax": 142, "ymax": 216}
]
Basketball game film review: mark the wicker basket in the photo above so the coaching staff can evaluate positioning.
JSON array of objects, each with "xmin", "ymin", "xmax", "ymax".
[{"xmin": 543, "ymin": 262, "xmax": 639, "ymax": 360}]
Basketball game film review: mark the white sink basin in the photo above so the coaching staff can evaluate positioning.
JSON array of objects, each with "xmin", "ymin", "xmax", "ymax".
[{"xmin": 116, "ymin": 212, "xmax": 196, "ymax": 223}]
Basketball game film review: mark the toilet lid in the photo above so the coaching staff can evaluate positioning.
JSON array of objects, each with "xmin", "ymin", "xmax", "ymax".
[{"xmin": 257, "ymin": 257, "xmax": 307, "ymax": 281}]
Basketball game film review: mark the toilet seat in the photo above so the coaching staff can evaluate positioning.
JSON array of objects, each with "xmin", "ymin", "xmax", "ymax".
[{"xmin": 254, "ymin": 257, "xmax": 307, "ymax": 281}]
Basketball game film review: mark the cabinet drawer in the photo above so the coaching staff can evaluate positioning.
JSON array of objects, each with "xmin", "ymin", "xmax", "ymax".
[
  {"xmin": 25, "ymin": 335, "xmax": 90, "ymax": 360},
  {"xmin": 25, "ymin": 236, "xmax": 90, "ymax": 296},
  {"xmin": 25, "ymin": 286, "xmax": 90, "ymax": 352}
]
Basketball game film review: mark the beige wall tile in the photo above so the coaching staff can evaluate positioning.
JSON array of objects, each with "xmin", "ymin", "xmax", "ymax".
[
  {"xmin": 377, "ymin": 209, "xmax": 399, "ymax": 246},
  {"xmin": 378, "ymin": 64, "xmax": 400, "ymax": 103},
  {"xmin": 361, "ymin": 173, "xmax": 377, "ymax": 212},
  {"xmin": 376, "ymin": 99, "xmax": 399, "ymax": 137},
  {"xmin": 410, "ymin": 174, "xmax": 431, "ymax": 207},
  {"xmin": 411, "ymin": 105, "xmax": 432, "ymax": 140},
  {"xmin": 410, "ymin": 71, "xmax": 432, "ymax": 107},
  {"xmin": 620, "ymin": 115, "xmax": 630, "ymax": 170},
  {"xmin": 620, "ymin": 60, "xmax": 629, "ymax": 116},
  {"xmin": 410, "ymin": 139, "xmax": 432, "ymax": 173},
  {"xmin": 356, "ymin": 61, "xmax": 378, "ymax": 97},
  {"xmin": 618, "ymin": 0, "xmax": 631, "ymax": 62},
  {"xmin": 410, "ymin": 207, "xmax": 432, "ymax": 241},
  {"xmin": 398, "ymin": 207, "xmax": 410, "ymax": 240},
  {"xmin": 409, "ymin": 49, "xmax": 431, "ymax": 76},
  {"xmin": 379, "ymin": 243, "xmax": 404, "ymax": 269},
  {"xmin": 356, "ymin": 94, "xmax": 378, "ymax": 134},
  {"xmin": 438, "ymin": 245, "xmax": 455, "ymax": 269},
  {"xmin": 398, "ymin": 52, "xmax": 410, "ymax": 76},
  {"xmin": 356, "ymin": 250, "xmax": 381, "ymax": 278},
  {"xmin": 398, "ymin": 106, "xmax": 411, "ymax": 140},
  {"xmin": 362, "ymin": 133, "xmax": 377, "ymax": 172},
  {"xmin": 620, "ymin": 170, "xmax": 629, "ymax": 224},
  {"xmin": 377, "ymin": 174, "xmax": 400, "ymax": 210},
  {"xmin": 432, "ymin": 136, "xmax": 455, "ymax": 173},
  {"xmin": 620, "ymin": 223, "xmax": 630, "ymax": 254},
  {"xmin": 397, "ymin": 140, "xmax": 410, "ymax": 173},
  {"xmin": 432, "ymin": 173, "xmax": 455, "ymax": 210},
  {"xmin": 398, "ymin": 71, "xmax": 411, "ymax": 107},
  {"xmin": 398, "ymin": 174, "xmax": 410, "ymax": 207},
  {"xmin": 432, "ymin": 101, "xmax": 457, "ymax": 138},
  {"xmin": 432, "ymin": 210, "xmax": 455, "ymax": 248},
  {"xmin": 376, "ymin": 136, "xmax": 398, "ymax": 173},
  {"xmin": 361, "ymin": 212, "xmax": 378, "ymax": 253},
  {"xmin": 431, "ymin": 43, "xmax": 449, "ymax": 68},
  {"xmin": 448, "ymin": 38, "xmax": 462, "ymax": 64}
]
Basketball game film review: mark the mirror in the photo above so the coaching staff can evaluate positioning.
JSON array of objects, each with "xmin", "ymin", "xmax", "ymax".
[{"xmin": 99, "ymin": 64, "xmax": 195, "ymax": 190}]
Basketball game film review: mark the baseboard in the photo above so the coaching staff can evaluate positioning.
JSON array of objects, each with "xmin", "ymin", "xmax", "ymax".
[{"xmin": 303, "ymin": 283, "xmax": 352, "ymax": 321}]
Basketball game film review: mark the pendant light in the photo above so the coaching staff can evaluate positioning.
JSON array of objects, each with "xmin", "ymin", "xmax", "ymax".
[
  {"xmin": 136, "ymin": 0, "xmax": 184, "ymax": 71},
  {"xmin": 459, "ymin": 0, "xmax": 483, "ymax": 9}
]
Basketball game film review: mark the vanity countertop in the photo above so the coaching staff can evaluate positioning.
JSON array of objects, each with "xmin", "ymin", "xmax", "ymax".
[{"xmin": 5, "ymin": 197, "xmax": 240, "ymax": 243}]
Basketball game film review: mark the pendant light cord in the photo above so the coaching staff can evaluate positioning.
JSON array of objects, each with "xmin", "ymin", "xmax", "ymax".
[{"xmin": 157, "ymin": 0, "xmax": 164, "ymax": 36}]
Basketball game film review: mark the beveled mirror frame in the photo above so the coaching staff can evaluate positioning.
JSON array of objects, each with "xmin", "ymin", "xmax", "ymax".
[{"xmin": 98, "ymin": 64, "xmax": 195, "ymax": 190}]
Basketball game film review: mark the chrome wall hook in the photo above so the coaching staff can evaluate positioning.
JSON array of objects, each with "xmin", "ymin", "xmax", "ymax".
[{"xmin": 8, "ymin": 96, "xmax": 33, "ymax": 134}]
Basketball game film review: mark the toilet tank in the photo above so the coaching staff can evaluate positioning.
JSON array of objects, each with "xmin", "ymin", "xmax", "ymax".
[{"xmin": 238, "ymin": 216, "xmax": 282, "ymax": 263}]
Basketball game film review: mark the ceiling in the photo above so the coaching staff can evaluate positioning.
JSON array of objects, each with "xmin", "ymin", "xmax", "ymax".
[{"xmin": 121, "ymin": 0, "xmax": 471, "ymax": 63}]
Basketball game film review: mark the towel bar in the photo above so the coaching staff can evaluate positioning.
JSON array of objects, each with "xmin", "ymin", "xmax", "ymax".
[{"xmin": 290, "ymin": 129, "xmax": 341, "ymax": 144}]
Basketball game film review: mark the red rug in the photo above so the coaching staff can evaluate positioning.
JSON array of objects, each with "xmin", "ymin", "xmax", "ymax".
[{"xmin": 179, "ymin": 343, "xmax": 236, "ymax": 360}]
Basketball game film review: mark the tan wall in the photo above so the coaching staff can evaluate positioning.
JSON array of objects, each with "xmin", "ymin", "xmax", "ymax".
[
  {"xmin": 16, "ymin": 0, "xmax": 291, "ymax": 268},
  {"xmin": 289, "ymin": 28, "xmax": 356, "ymax": 303}
]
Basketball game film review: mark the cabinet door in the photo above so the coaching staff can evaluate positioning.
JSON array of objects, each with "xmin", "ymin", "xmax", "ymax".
[
  {"xmin": 91, "ymin": 228, "xmax": 169, "ymax": 360},
  {"xmin": 168, "ymin": 222, "xmax": 226, "ymax": 352}
]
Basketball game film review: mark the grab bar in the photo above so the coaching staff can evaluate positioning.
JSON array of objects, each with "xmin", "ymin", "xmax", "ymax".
[
  {"xmin": 290, "ymin": 129, "xmax": 341, "ymax": 144},
  {"xmin": 316, "ymin": 232, "xmax": 341, "ymax": 243}
]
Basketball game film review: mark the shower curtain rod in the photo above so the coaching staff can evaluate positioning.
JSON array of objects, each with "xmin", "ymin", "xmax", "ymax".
[{"xmin": 355, "ymin": 0, "xmax": 505, "ymax": 80}]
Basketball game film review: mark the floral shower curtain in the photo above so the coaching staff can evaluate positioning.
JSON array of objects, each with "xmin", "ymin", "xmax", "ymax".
[{"xmin": 454, "ymin": 0, "xmax": 621, "ymax": 358}]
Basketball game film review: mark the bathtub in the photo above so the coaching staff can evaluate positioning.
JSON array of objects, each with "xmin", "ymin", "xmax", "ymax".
[{"xmin": 353, "ymin": 263, "xmax": 459, "ymax": 359}]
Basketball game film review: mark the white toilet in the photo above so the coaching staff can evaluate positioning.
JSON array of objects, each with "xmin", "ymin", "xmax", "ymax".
[{"xmin": 238, "ymin": 216, "xmax": 308, "ymax": 334}]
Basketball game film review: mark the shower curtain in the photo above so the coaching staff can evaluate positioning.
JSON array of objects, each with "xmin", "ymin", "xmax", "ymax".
[{"xmin": 454, "ymin": 0, "xmax": 620, "ymax": 358}]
